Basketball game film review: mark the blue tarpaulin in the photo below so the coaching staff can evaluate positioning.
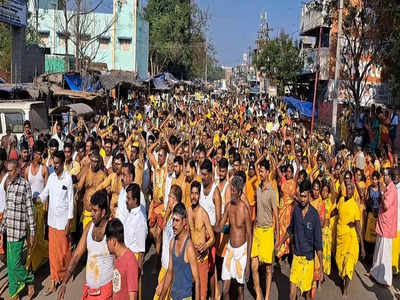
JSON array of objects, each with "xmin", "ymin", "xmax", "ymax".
[
  {"xmin": 64, "ymin": 74, "xmax": 99, "ymax": 91},
  {"xmin": 283, "ymin": 96, "xmax": 317, "ymax": 118},
  {"xmin": 65, "ymin": 74, "xmax": 83, "ymax": 91}
]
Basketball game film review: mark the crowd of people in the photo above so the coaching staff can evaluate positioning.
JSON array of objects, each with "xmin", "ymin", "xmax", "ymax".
[{"xmin": 0, "ymin": 92, "xmax": 399, "ymax": 300}]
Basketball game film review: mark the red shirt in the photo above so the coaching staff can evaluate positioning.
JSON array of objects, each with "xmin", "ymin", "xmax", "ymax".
[
  {"xmin": 112, "ymin": 249, "xmax": 138, "ymax": 300},
  {"xmin": 376, "ymin": 181, "xmax": 398, "ymax": 238}
]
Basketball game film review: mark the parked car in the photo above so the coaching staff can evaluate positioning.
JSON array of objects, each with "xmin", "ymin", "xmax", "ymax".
[{"xmin": 0, "ymin": 100, "xmax": 49, "ymax": 140}]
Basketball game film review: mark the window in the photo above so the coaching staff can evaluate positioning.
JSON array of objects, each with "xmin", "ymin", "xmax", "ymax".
[
  {"xmin": 99, "ymin": 37, "xmax": 110, "ymax": 50},
  {"xmin": 5, "ymin": 112, "xmax": 24, "ymax": 134},
  {"xmin": 119, "ymin": 38, "xmax": 131, "ymax": 51},
  {"xmin": 39, "ymin": 32, "xmax": 50, "ymax": 45}
]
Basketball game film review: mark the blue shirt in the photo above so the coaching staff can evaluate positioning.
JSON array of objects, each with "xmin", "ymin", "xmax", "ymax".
[{"xmin": 287, "ymin": 204, "xmax": 322, "ymax": 260}]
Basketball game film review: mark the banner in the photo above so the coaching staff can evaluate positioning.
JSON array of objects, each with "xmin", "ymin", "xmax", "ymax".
[{"xmin": 0, "ymin": 0, "xmax": 27, "ymax": 27}]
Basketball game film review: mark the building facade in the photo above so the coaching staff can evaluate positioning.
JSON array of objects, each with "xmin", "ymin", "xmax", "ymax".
[
  {"xmin": 299, "ymin": 0, "xmax": 392, "ymax": 107},
  {"xmin": 29, "ymin": 0, "xmax": 149, "ymax": 79}
]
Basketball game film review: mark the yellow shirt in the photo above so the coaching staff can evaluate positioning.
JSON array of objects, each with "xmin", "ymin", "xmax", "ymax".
[
  {"xmin": 245, "ymin": 175, "xmax": 259, "ymax": 206},
  {"xmin": 337, "ymin": 196, "xmax": 360, "ymax": 227}
]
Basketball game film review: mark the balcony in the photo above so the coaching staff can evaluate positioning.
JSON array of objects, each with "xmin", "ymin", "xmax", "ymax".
[
  {"xmin": 300, "ymin": 2, "xmax": 330, "ymax": 37},
  {"xmin": 302, "ymin": 47, "xmax": 330, "ymax": 81}
]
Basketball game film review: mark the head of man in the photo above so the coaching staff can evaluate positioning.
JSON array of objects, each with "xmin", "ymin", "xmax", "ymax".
[
  {"xmin": 344, "ymin": 170, "xmax": 352, "ymax": 185},
  {"xmin": 6, "ymin": 159, "xmax": 18, "ymax": 182},
  {"xmin": 118, "ymin": 133, "xmax": 126, "ymax": 149},
  {"xmin": 345, "ymin": 181, "xmax": 355, "ymax": 199},
  {"xmin": 190, "ymin": 180, "xmax": 201, "ymax": 209},
  {"xmin": 130, "ymin": 146, "xmax": 139, "ymax": 162},
  {"xmin": 248, "ymin": 162, "xmax": 256, "ymax": 178},
  {"xmin": 298, "ymin": 179, "xmax": 312, "ymax": 208},
  {"xmin": 49, "ymin": 139, "xmax": 59, "ymax": 158},
  {"xmin": 200, "ymin": 159, "xmax": 213, "ymax": 189},
  {"xmin": 20, "ymin": 141, "xmax": 30, "ymax": 162},
  {"xmin": 76, "ymin": 142, "xmax": 85, "ymax": 160},
  {"xmin": 53, "ymin": 151, "xmax": 65, "ymax": 176},
  {"xmin": 126, "ymin": 183, "xmax": 141, "ymax": 211},
  {"xmin": 104, "ymin": 138, "xmax": 112, "ymax": 157},
  {"xmin": 158, "ymin": 147, "xmax": 167, "ymax": 167},
  {"xmin": 63, "ymin": 143, "xmax": 73, "ymax": 163},
  {"xmin": 383, "ymin": 168, "xmax": 393, "ymax": 186},
  {"xmin": 24, "ymin": 120, "xmax": 31, "ymax": 136},
  {"xmin": 393, "ymin": 168, "xmax": 400, "ymax": 185},
  {"xmin": 232, "ymin": 153, "xmax": 241, "ymax": 175},
  {"xmin": 258, "ymin": 159, "xmax": 270, "ymax": 182},
  {"xmin": 311, "ymin": 179, "xmax": 320, "ymax": 200},
  {"xmin": 168, "ymin": 184, "xmax": 182, "ymax": 211},
  {"xmin": 65, "ymin": 134, "xmax": 74, "ymax": 145},
  {"xmin": 185, "ymin": 160, "xmax": 196, "ymax": 183},
  {"xmin": 218, "ymin": 158, "xmax": 229, "ymax": 182},
  {"xmin": 113, "ymin": 153, "xmax": 124, "ymax": 175},
  {"xmin": 90, "ymin": 189, "xmax": 110, "ymax": 226},
  {"xmin": 231, "ymin": 175, "xmax": 244, "ymax": 204},
  {"xmin": 85, "ymin": 137, "xmax": 94, "ymax": 156},
  {"xmin": 284, "ymin": 140, "xmax": 291, "ymax": 154},
  {"xmin": 33, "ymin": 141, "xmax": 45, "ymax": 164},
  {"xmin": 56, "ymin": 122, "xmax": 62, "ymax": 136},
  {"xmin": 112, "ymin": 127, "xmax": 119, "ymax": 144},
  {"xmin": 216, "ymin": 146, "xmax": 224, "ymax": 162},
  {"xmin": 174, "ymin": 156, "xmax": 184, "ymax": 178},
  {"xmin": 172, "ymin": 203, "xmax": 187, "ymax": 237},
  {"xmin": 106, "ymin": 218, "xmax": 124, "ymax": 255},
  {"xmin": 122, "ymin": 163, "xmax": 135, "ymax": 188},
  {"xmin": 90, "ymin": 151, "xmax": 101, "ymax": 172}
]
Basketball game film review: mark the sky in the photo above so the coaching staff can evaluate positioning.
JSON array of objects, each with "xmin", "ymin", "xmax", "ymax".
[{"xmin": 196, "ymin": 0, "xmax": 304, "ymax": 67}]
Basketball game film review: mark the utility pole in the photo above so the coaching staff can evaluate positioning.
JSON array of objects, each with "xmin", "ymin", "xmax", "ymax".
[
  {"xmin": 311, "ymin": 25, "xmax": 323, "ymax": 135},
  {"xmin": 332, "ymin": 0, "xmax": 344, "ymax": 137},
  {"xmin": 205, "ymin": 33, "xmax": 207, "ymax": 83}
]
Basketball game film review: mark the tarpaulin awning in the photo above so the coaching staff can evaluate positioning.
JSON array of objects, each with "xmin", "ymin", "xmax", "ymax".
[
  {"xmin": 64, "ymin": 74, "xmax": 83, "ymax": 91},
  {"xmin": 283, "ymin": 96, "xmax": 317, "ymax": 118},
  {"xmin": 49, "ymin": 103, "xmax": 94, "ymax": 115}
]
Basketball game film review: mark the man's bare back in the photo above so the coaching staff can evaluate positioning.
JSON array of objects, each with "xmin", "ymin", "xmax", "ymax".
[{"xmin": 226, "ymin": 200, "xmax": 250, "ymax": 248}]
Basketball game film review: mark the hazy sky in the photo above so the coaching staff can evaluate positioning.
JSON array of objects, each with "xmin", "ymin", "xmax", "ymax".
[{"xmin": 196, "ymin": 0, "xmax": 304, "ymax": 67}]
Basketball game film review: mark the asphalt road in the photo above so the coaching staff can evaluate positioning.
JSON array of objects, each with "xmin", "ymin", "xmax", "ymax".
[{"xmin": 1, "ymin": 246, "xmax": 399, "ymax": 300}]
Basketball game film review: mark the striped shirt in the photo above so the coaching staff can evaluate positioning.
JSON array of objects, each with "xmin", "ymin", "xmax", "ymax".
[{"xmin": 0, "ymin": 176, "xmax": 35, "ymax": 242}]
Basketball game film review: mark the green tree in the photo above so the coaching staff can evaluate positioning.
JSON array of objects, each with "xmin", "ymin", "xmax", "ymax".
[
  {"xmin": 256, "ymin": 30, "xmax": 303, "ymax": 95},
  {"xmin": 145, "ymin": 0, "xmax": 220, "ymax": 80},
  {"xmin": 0, "ymin": 23, "xmax": 12, "ymax": 73}
]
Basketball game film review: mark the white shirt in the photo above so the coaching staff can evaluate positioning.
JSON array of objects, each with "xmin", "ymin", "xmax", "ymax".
[
  {"xmin": 124, "ymin": 206, "xmax": 148, "ymax": 253},
  {"xmin": 164, "ymin": 173, "xmax": 174, "ymax": 210},
  {"xmin": 39, "ymin": 171, "xmax": 74, "ymax": 230},
  {"xmin": 116, "ymin": 187, "xmax": 147, "ymax": 224},
  {"xmin": 161, "ymin": 216, "xmax": 174, "ymax": 269},
  {"xmin": 0, "ymin": 173, "xmax": 8, "ymax": 213},
  {"xmin": 51, "ymin": 134, "xmax": 64, "ymax": 151}
]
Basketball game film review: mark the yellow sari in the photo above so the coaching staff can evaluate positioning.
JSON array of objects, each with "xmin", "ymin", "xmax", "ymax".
[
  {"xmin": 277, "ymin": 178, "xmax": 296, "ymax": 258},
  {"xmin": 336, "ymin": 196, "xmax": 360, "ymax": 280},
  {"xmin": 26, "ymin": 202, "xmax": 49, "ymax": 271},
  {"xmin": 322, "ymin": 195, "xmax": 336, "ymax": 275}
]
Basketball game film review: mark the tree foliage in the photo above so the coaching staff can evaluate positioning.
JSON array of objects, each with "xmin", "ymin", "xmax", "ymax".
[
  {"xmin": 324, "ymin": 0, "xmax": 393, "ymax": 116},
  {"xmin": 256, "ymin": 30, "xmax": 303, "ymax": 95},
  {"xmin": 145, "ymin": 0, "xmax": 221, "ymax": 80}
]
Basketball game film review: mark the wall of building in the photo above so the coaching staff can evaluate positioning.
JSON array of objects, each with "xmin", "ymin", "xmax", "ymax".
[{"xmin": 31, "ymin": 0, "xmax": 148, "ymax": 77}]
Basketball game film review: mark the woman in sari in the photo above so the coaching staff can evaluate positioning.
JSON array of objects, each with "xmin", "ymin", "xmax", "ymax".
[
  {"xmin": 276, "ymin": 163, "xmax": 296, "ymax": 260},
  {"xmin": 333, "ymin": 182, "xmax": 365, "ymax": 299},
  {"xmin": 354, "ymin": 168, "xmax": 367, "ymax": 236},
  {"xmin": 364, "ymin": 171, "xmax": 382, "ymax": 262},
  {"xmin": 310, "ymin": 180, "xmax": 325, "ymax": 299},
  {"xmin": 321, "ymin": 180, "xmax": 337, "ymax": 276}
]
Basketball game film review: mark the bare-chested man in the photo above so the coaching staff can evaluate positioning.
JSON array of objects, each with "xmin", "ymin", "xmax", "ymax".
[
  {"xmin": 188, "ymin": 180, "xmax": 215, "ymax": 300},
  {"xmin": 77, "ymin": 151, "xmax": 106, "ymax": 229},
  {"xmin": 199, "ymin": 159, "xmax": 222, "ymax": 299},
  {"xmin": 215, "ymin": 176, "xmax": 252, "ymax": 300},
  {"xmin": 95, "ymin": 153, "xmax": 124, "ymax": 217}
]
